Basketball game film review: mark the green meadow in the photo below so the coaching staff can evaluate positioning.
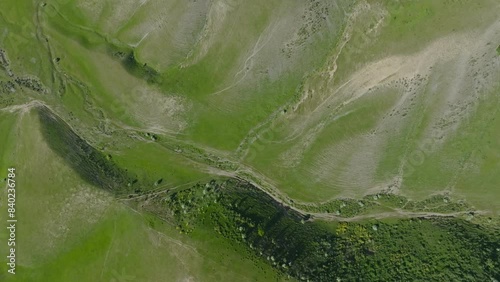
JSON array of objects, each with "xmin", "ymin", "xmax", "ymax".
[{"xmin": 1, "ymin": 0, "xmax": 499, "ymax": 280}]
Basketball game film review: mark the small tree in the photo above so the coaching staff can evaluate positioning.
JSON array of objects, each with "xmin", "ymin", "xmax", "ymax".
[{"xmin": 258, "ymin": 225, "xmax": 265, "ymax": 236}]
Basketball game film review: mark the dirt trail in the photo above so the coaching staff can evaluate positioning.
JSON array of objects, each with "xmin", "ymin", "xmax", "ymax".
[
  {"xmin": 20, "ymin": 103, "xmax": 485, "ymax": 223},
  {"xmin": 0, "ymin": 100, "xmax": 46, "ymax": 114},
  {"xmin": 311, "ymin": 210, "xmax": 490, "ymax": 222}
]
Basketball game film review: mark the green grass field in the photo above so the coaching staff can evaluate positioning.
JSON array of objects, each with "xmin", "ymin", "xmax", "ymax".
[
  {"xmin": 1, "ymin": 0, "xmax": 500, "ymax": 280},
  {"xmin": 0, "ymin": 109, "xmax": 285, "ymax": 281}
]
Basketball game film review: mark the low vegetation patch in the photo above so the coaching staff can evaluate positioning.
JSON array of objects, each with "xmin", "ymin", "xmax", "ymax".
[
  {"xmin": 37, "ymin": 106, "xmax": 138, "ymax": 194},
  {"xmin": 138, "ymin": 179, "xmax": 500, "ymax": 281}
]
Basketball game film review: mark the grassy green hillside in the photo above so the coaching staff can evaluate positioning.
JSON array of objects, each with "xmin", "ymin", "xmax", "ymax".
[
  {"xmin": 1, "ymin": 0, "xmax": 500, "ymax": 281},
  {"xmin": 0, "ymin": 109, "xmax": 286, "ymax": 282}
]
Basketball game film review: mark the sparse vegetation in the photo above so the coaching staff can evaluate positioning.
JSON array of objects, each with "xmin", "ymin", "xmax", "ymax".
[{"xmin": 37, "ymin": 106, "xmax": 137, "ymax": 194}]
